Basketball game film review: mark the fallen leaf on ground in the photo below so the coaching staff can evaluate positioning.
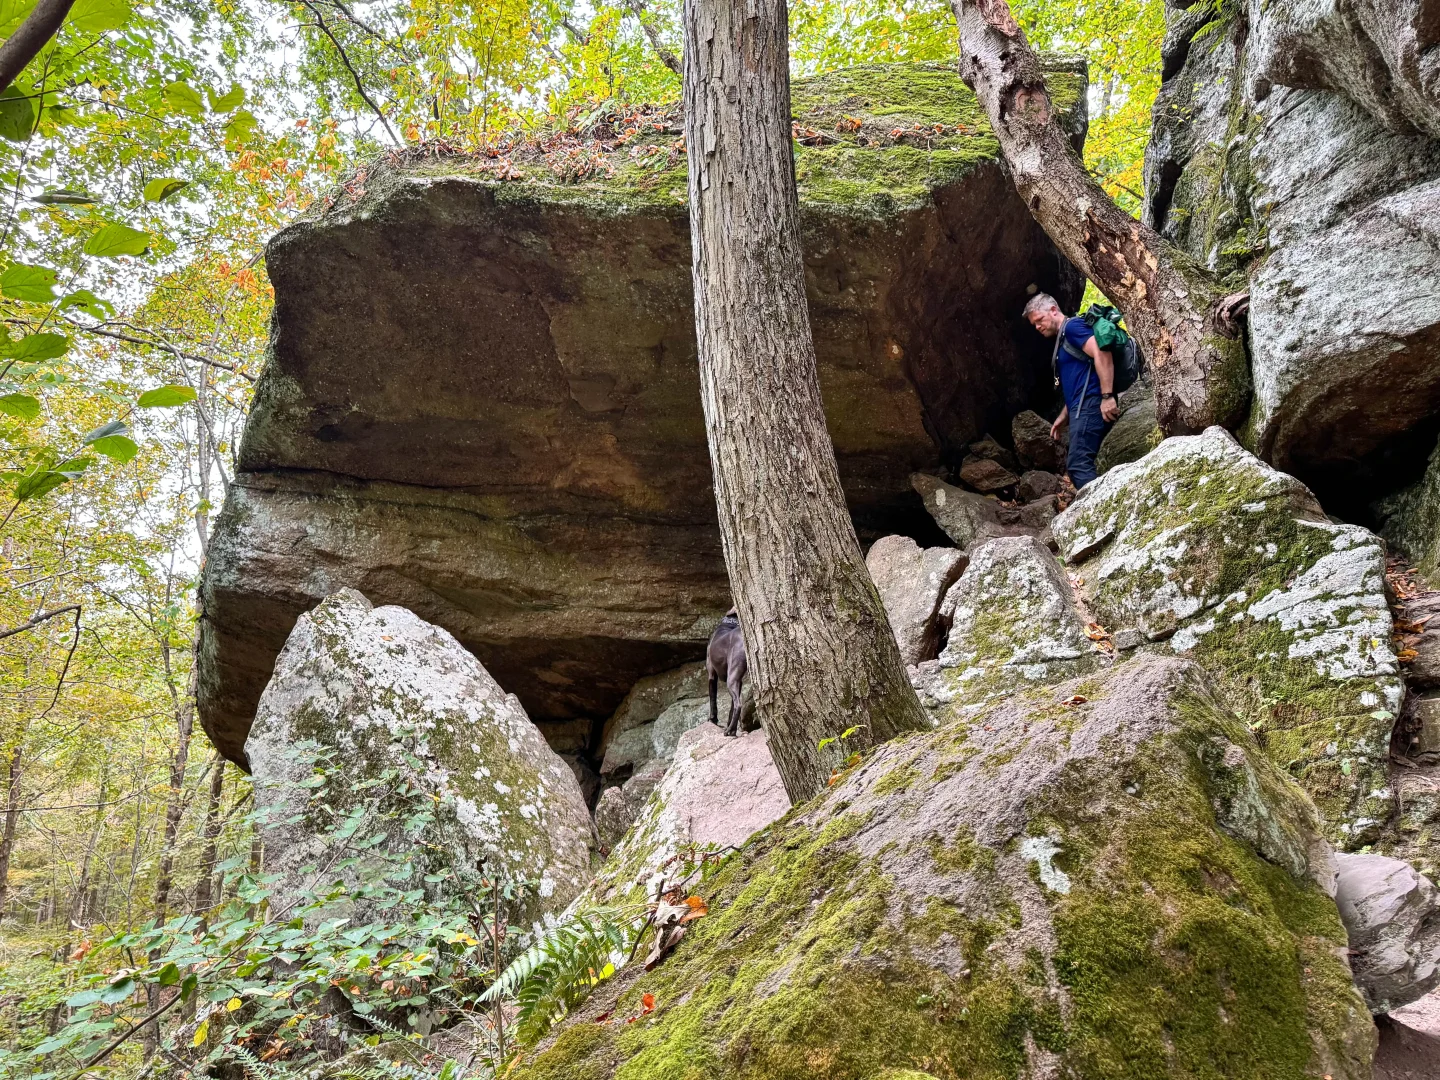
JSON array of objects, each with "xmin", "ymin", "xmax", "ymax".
[{"xmin": 1060, "ymin": 695, "xmax": 1088, "ymax": 707}]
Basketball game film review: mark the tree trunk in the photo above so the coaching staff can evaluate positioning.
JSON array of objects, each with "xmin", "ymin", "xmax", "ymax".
[
  {"xmin": 948, "ymin": 0, "xmax": 1250, "ymax": 434},
  {"xmin": 0, "ymin": 744, "xmax": 22, "ymax": 918},
  {"xmin": 0, "ymin": 0, "xmax": 75, "ymax": 96},
  {"xmin": 192, "ymin": 753, "xmax": 224, "ymax": 916},
  {"xmin": 153, "ymin": 636, "xmax": 196, "ymax": 921},
  {"xmin": 682, "ymin": 0, "xmax": 930, "ymax": 804}
]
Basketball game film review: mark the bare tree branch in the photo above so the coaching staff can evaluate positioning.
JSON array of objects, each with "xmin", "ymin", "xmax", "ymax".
[
  {"xmin": 623, "ymin": 0, "xmax": 681, "ymax": 75},
  {"xmin": 0, "ymin": 603, "xmax": 78, "ymax": 641},
  {"xmin": 298, "ymin": 0, "xmax": 401, "ymax": 147},
  {"xmin": 0, "ymin": 0, "xmax": 75, "ymax": 96}
]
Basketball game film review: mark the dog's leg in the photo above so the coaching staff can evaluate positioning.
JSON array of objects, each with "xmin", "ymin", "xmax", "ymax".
[
  {"xmin": 725, "ymin": 675, "xmax": 742, "ymax": 736},
  {"xmin": 709, "ymin": 672, "xmax": 719, "ymax": 727}
]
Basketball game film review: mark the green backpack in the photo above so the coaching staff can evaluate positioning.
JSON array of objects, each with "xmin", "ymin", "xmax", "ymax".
[{"xmin": 1065, "ymin": 303, "xmax": 1142, "ymax": 393}]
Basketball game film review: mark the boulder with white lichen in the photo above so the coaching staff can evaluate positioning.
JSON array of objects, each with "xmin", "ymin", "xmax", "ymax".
[
  {"xmin": 1052, "ymin": 428, "xmax": 1402, "ymax": 849},
  {"xmin": 245, "ymin": 588, "xmax": 598, "ymax": 926}
]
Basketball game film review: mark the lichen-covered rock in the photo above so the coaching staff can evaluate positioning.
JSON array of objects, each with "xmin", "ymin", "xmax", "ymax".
[
  {"xmin": 1334, "ymin": 852, "xmax": 1440, "ymax": 1013},
  {"xmin": 1053, "ymin": 428, "xmax": 1403, "ymax": 848},
  {"xmin": 246, "ymin": 589, "xmax": 597, "ymax": 924},
  {"xmin": 1095, "ymin": 381, "xmax": 1160, "ymax": 476},
  {"xmin": 1247, "ymin": 0, "xmax": 1440, "ymax": 139},
  {"xmin": 910, "ymin": 535, "xmax": 1102, "ymax": 723},
  {"xmin": 197, "ymin": 60, "xmax": 1089, "ymax": 767},
  {"xmin": 866, "ymin": 535, "xmax": 967, "ymax": 666},
  {"xmin": 1144, "ymin": 3, "xmax": 1440, "ymax": 478},
  {"xmin": 588, "ymin": 724, "xmax": 789, "ymax": 907},
  {"xmin": 520, "ymin": 657, "xmax": 1375, "ymax": 1080},
  {"xmin": 598, "ymin": 663, "xmax": 711, "ymax": 783}
]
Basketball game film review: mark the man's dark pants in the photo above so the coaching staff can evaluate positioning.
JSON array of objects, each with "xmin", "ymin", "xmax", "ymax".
[{"xmin": 1066, "ymin": 394, "xmax": 1113, "ymax": 490}]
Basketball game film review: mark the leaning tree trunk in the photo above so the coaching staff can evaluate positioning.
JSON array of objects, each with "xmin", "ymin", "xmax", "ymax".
[
  {"xmin": 949, "ymin": 0, "xmax": 1250, "ymax": 433},
  {"xmin": 683, "ymin": 0, "xmax": 930, "ymax": 803}
]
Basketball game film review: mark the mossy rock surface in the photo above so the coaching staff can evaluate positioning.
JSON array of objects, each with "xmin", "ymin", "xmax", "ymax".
[
  {"xmin": 517, "ymin": 657, "xmax": 1374, "ymax": 1080},
  {"xmin": 1053, "ymin": 428, "xmax": 1402, "ymax": 850},
  {"xmin": 246, "ymin": 589, "xmax": 597, "ymax": 927}
]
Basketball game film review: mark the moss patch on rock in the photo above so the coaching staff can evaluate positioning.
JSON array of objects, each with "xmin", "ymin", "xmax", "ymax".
[{"xmin": 516, "ymin": 657, "xmax": 1373, "ymax": 1080}]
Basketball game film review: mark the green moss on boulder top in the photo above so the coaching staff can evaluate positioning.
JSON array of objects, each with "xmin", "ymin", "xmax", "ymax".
[{"xmin": 518, "ymin": 656, "xmax": 1374, "ymax": 1080}]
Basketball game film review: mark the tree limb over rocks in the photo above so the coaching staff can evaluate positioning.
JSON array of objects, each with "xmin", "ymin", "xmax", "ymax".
[{"xmin": 948, "ymin": 0, "xmax": 1250, "ymax": 434}]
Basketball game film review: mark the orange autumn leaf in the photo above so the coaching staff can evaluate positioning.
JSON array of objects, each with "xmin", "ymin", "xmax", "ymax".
[{"xmin": 641, "ymin": 993, "xmax": 656, "ymax": 1014}]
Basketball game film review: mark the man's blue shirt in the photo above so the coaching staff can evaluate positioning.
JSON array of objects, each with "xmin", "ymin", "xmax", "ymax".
[{"xmin": 1057, "ymin": 316, "xmax": 1097, "ymax": 412}]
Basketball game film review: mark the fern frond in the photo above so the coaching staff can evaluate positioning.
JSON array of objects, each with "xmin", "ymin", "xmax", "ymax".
[{"xmin": 480, "ymin": 904, "xmax": 640, "ymax": 1045}]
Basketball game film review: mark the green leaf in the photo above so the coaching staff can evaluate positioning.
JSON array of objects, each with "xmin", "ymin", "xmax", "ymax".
[
  {"xmin": 142, "ymin": 176, "xmax": 188, "ymax": 202},
  {"xmin": 68, "ymin": 0, "xmax": 130, "ymax": 32},
  {"xmin": 0, "ymin": 0, "xmax": 37, "ymax": 37},
  {"xmin": 0, "ymin": 87, "xmax": 36, "ymax": 141},
  {"xmin": 89, "ymin": 434, "xmax": 137, "ymax": 462},
  {"xmin": 99, "ymin": 977, "xmax": 136, "ymax": 1004},
  {"xmin": 208, "ymin": 84, "xmax": 244, "ymax": 113},
  {"xmin": 83, "ymin": 222, "xmax": 150, "ymax": 257},
  {"xmin": 180, "ymin": 972, "xmax": 198, "ymax": 1001},
  {"xmin": 137, "ymin": 384, "xmax": 195, "ymax": 407},
  {"xmin": 0, "ymin": 262, "xmax": 58, "ymax": 302},
  {"xmin": 157, "ymin": 962, "xmax": 181, "ymax": 987},
  {"xmin": 31, "ymin": 187, "xmax": 94, "ymax": 205},
  {"xmin": 0, "ymin": 332, "xmax": 69, "ymax": 361},
  {"xmin": 162, "ymin": 81, "xmax": 204, "ymax": 119},
  {"xmin": 65, "ymin": 988, "xmax": 102, "ymax": 1008},
  {"xmin": 58, "ymin": 288, "xmax": 114, "ymax": 317},
  {"xmin": 223, "ymin": 109, "xmax": 258, "ymax": 146},
  {"xmin": 13, "ymin": 470, "xmax": 67, "ymax": 501},
  {"xmin": 82, "ymin": 419, "xmax": 127, "ymax": 444},
  {"xmin": 0, "ymin": 393, "xmax": 39, "ymax": 420}
]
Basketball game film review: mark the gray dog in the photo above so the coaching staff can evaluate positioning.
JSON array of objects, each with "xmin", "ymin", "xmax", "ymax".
[{"xmin": 706, "ymin": 608, "xmax": 747, "ymax": 737}]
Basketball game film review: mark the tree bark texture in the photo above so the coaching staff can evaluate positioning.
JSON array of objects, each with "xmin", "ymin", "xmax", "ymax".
[
  {"xmin": 682, "ymin": 0, "xmax": 930, "ymax": 804},
  {"xmin": 0, "ymin": 745, "xmax": 21, "ymax": 917},
  {"xmin": 949, "ymin": 0, "xmax": 1249, "ymax": 434},
  {"xmin": 0, "ymin": 0, "xmax": 74, "ymax": 96}
]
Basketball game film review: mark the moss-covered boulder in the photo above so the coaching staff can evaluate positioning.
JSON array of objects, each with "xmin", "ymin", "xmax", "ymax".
[
  {"xmin": 911, "ymin": 535, "xmax": 1104, "ymax": 724},
  {"xmin": 519, "ymin": 656, "xmax": 1375, "ymax": 1080},
  {"xmin": 197, "ymin": 60, "xmax": 1089, "ymax": 768},
  {"xmin": 1052, "ymin": 428, "xmax": 1402, "ymax": 849},
  {"xmin": 246, "ymin": 589, "xmax": 597, "ymax": 925}
]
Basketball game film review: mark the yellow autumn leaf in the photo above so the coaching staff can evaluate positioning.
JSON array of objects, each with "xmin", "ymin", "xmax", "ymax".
[
  {"xmin": 226, "ymin": 997, "xmax": 242, "ymax": 1012},
  {"xmin": 192, "ymin": 1019, "xmax": 209, "ymax": 1047}
]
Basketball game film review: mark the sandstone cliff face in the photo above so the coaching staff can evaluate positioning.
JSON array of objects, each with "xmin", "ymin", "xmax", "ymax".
[
  {"xmin": 1144, "ymin": 1, "xmax": 1440, "ymax": 487},
  {"xmin": 198, "ymin": 62, "xmax": 1087, "ymax": 766}
]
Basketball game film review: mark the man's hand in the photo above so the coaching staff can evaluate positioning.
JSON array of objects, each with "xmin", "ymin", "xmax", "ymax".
[
  {"xmin": 1101, "ymin": 396, "xmax": 1120, "ymax": 423},
  {"xmin": 1050, "ymin": 406, "xmax": 1068, "ymax": 441}
]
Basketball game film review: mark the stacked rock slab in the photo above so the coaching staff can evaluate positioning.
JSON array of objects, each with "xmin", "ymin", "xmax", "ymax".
[
  {"xmin": 520, "ymin": 657, "xmax": 1374, "ymax": 1080},
  {"xmin": 1144, "ymin": 0, "xmax": 1440, "ymax": 479},
  {"xmin": 864, "ymin": 535, "xmax": 967, "ymax": 667},
  {"xmin": 245, "ymin": 589, "xmax": 597, "ymax": 925},
  {"xmin": 1052, "ymin": 428, "xmax": 1403, "ymax": 849},
  {"xmin": 197, "ymin": 61, "xmax": 1088, "ymax": 768}
]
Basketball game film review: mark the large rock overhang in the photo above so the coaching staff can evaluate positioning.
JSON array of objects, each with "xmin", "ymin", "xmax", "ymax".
[{"xmin": 199, "ymin": 61, "xmax": 1088, "ymax": 767}]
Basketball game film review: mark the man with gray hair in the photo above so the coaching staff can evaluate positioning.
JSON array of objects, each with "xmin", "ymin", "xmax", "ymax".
[{"xmin": 1023, "ymin": 292, "xmax": 1120, "ymax": 489}]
